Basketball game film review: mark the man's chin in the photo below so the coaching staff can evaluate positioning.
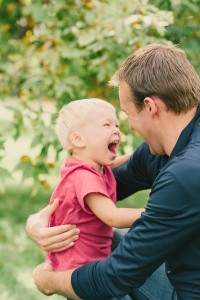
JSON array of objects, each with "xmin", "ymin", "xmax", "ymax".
[
  {"xmin": 149, "ymin": 146, "xmax": 158, "ymax": 156},
  {"xmin": 149, "ymin": 146, "xmax": 166, "ymax": 156}
]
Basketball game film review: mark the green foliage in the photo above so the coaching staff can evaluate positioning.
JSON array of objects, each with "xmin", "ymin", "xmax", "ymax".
[
  {"xmin": 0, "ymin": 0, "xmax": 173, "ymax": 102},
  {"xmin": 152, "ymin": 0, "xmax": 200, "ymax": 73},
  {"xmin": 0, "ymin": 0, "xmax": 199, "ymax": 191},
  {"xmin": 0, "ymin": 133, "xmax": 13, "ymax": 192}
]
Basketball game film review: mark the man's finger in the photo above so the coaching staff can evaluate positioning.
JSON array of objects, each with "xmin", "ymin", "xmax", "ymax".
[
  {"xmin": 43, "ymin": 238, "xmax": 78, "ymax": 252},
  {"xmin": 39, "ymin": 226, "xmax": 80, "ymax": 251},
  {"xmin": 40, "ymin": 198, "xmax": 60, "ymax": 218},
  {"xmin": 41, "ymin": 224, "xmax": 79, "ymax": 238}
]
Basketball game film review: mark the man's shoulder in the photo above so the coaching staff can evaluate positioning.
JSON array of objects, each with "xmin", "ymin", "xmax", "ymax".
[
  {"xmin": 131, "ymin": 142, "xmax": 168, "ymax": 177},
  {"xmin": 155, "ymin": 152, "xmax": 200, "ymax": 203}
]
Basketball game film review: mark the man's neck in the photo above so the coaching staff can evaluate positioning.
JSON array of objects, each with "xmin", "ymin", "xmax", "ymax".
[{"xmin": 161, "ymin": 106, "xmax": 197, "ymax": 156}]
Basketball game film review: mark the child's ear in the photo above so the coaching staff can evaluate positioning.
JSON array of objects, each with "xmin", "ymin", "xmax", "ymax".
[{"xmin": 69, "ymin": 132, "xmax": 85, "ymax": 148}]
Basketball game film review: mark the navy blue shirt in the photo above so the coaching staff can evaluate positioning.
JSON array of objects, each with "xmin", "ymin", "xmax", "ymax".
[{"xmin": 72, "ymin": 106, "xmax": 200, "ymax": 300}]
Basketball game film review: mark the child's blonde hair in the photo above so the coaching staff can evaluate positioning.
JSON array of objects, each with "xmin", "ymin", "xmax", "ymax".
[{"xmin": 56, "ymin": 98, "xmax": 115, "ymax": 151}]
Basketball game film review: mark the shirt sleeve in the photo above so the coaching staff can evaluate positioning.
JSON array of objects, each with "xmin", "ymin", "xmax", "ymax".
[
  {"xmin": 113, "ymin": 142, "xmax": 167, "ymax": 200},
  {"xmin": 71, "ymin": 158, "xmax": 200, "ymax": 299},
  {"xmin": 74, "ymin": 167, "xmax": 112, "ymax": 212}
]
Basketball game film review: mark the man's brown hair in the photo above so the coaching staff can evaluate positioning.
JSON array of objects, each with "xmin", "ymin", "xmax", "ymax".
[{"xmin": 110, "ymin": 44, "xmax": 200, "ymax": 114}]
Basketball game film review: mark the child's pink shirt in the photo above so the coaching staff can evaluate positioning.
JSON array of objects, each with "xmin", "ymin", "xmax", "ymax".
[{"xmin": 46, "ymin": 157, "xmax": 116, "ymax": 270}]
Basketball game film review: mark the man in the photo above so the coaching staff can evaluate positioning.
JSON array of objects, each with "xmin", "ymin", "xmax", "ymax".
[{"xmin": 26, "ymin": 44, "xmax": 200, "ymax": 300}]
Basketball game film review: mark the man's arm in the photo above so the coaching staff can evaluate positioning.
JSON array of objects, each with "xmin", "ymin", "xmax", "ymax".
[
  {"xmin": 26, "ymin": 199, "xmax": 80, "ymax": 252},
  {"xmin": 33, "ymin": 168, "xmax": 200, "ymax": 299},
  {"xmin": 111, "ymin": 154, "xmax": 131, "ymax": 169},
  {"xmin": 113, "ymin": 143, "xmax": 155, "ymax": 200},
  {"xmin": 33, "ymin": 262, "xmax": 80, "ymax": 299},
  {"xmin": 69, "ymin": 163, "xmax": 200, "ymax": 299}
]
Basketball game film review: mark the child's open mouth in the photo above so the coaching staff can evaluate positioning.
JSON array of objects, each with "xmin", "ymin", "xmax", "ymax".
[{"xmin": 108, "ymin": 140, "xmax": 119, "ymax": 155}]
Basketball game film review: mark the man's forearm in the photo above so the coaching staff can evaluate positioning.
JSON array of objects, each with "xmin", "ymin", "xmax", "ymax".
[
  {"xmin": 111, "ymin": 154, "xmax": 130, "ymax": 169},
  {"xmin": 46, "ymin": 269, "xmax": 80, "ymax": 299},
  {"xmin": 33, "ymin": 263, "xmax": 80, "ymax": 299}
]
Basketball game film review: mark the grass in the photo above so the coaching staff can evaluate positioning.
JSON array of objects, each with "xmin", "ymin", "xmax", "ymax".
[
  {"xmin": 0, "ymin": 185, "xmax": 61, "ymax": 300},
  {"xmin": 0, "ymin": 184, "xmax": 149, "ymax": 300}
]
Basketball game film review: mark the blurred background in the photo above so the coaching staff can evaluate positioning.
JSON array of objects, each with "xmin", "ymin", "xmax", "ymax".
[{"xmin": 0, "ymin": 0, "xmax": 199, "ymax": 299}]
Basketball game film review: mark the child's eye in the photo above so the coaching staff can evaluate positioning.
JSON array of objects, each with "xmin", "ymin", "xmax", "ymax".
[{"xmin": 104, "ymin": 123, "xmax": 110, "ymax": 127}]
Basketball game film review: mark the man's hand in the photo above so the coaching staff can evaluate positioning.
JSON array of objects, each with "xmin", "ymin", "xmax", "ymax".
[
  {"xmin": 33, "ymin": 262, "xmax": 80, "ymax": 299},
  {"xmin": 33, "ymin": 263, "xmax": 54, "ymax": 295},
  {"xmin": 26, "ymin": 199, "xmax": 80, "ymax": 252}
]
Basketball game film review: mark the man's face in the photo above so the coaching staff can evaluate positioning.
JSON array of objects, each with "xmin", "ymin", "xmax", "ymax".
[
  {"xmin": 119, "ymin": 80, "xmax": 165, "ymax": 155},
  {"xmin": 119, "ymin": 80, "xmax": 149, "ymax": 136}
]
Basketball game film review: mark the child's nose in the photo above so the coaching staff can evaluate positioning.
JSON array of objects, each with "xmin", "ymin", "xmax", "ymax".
[{"xmin": 113, "ymin": 127, "xmax": 120, "ymax": 135}]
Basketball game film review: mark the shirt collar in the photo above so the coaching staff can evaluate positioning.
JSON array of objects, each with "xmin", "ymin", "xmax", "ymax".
[{"xmin": 170, "ymin": 105, "xmax": 200, "ymax": 159}]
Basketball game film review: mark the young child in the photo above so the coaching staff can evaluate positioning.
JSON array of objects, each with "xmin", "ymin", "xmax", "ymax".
[{"xmin": 46, "ymin": 98, "xmax": 144, "ymax": 271}]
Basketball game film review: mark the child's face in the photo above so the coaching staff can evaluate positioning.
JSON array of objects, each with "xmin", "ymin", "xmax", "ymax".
[{"xmin": 80, "ymin": 106, "xmax": 120, "ymax": 169}]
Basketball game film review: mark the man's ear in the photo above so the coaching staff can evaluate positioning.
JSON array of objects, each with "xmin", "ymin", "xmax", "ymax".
[
  {"xmin": 143, "ymin": 96, "xmax": 158, "ymax": 116},
  {"xmin": 69, "ymin": 132, "xmax": 85, "ymax": 149}
]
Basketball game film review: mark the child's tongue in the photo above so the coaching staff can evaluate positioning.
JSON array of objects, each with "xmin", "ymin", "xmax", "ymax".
[{"xmin": 108, "ymin": 143, "xmax": 116, "ymax": 154}]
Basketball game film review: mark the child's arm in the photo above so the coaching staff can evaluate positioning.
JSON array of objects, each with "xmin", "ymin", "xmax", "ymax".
[
  {"xmin": 85, "ymin": 193, "xmax": 144, "ymax": 228},
  {"xmin": 111, "ymin": 154, "xmax": 131, "ymax": 169}
]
